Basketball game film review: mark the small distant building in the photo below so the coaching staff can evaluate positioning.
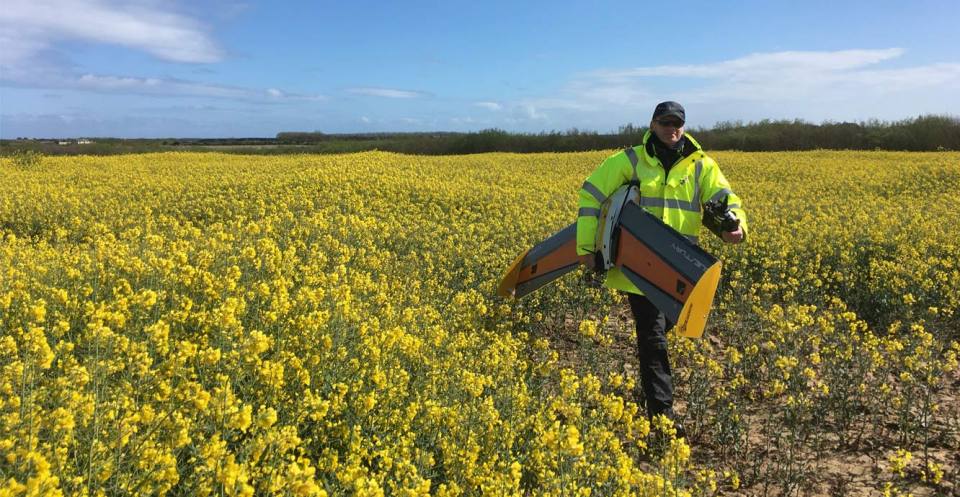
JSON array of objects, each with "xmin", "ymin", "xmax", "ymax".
[
  {"xmin": 58, "ymin": 140, "xmax": 70, "ymax": 145},
  {"xmin": 78, "ymin": 139, "xmax": 93, "ymax": 144}
]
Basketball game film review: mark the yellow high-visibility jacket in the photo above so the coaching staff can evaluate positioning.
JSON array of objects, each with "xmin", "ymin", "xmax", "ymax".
[{"xmin": 576, "ymin": 130, "xmax": 748, "ymax": 295}]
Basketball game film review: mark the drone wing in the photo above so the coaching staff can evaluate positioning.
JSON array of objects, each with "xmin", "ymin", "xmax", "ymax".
[
  {"xmin": 614, "ymin": 201, "xmax": 721, "ymax": 338},
  {"xmin": 496, "ymin": 223, "xmax": 580, "ymax": 298}
]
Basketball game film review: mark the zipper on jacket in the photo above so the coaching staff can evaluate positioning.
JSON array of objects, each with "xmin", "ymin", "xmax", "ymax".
[{"xmin": 659, "ymin": 161, "xmax": 668, "ymax": 220}]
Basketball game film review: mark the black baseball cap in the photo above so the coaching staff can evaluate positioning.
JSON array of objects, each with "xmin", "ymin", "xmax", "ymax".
[{"xmin": 652, "ymin": 101, "xmax": 685, "ymax": 122}]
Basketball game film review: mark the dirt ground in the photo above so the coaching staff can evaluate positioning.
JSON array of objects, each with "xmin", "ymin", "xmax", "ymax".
[{"xmin": 542, "ymin": 301, "xmax": 960, "ymax": 497}]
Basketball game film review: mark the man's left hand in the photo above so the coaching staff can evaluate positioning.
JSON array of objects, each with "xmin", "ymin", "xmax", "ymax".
[{"xmin": 721, "ymin": 227, "xmax": 744, "ymax": 244}]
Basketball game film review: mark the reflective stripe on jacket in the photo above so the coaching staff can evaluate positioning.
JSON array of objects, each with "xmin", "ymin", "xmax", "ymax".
[{"xmin": 576, "ymin": 130, "xmax": 748, "ymax": 295}]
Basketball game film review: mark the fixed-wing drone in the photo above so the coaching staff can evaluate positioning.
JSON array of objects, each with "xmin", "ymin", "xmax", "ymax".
[{"xmin": 497, "ymin": 185, "xmax": 725, "ymax": 339}]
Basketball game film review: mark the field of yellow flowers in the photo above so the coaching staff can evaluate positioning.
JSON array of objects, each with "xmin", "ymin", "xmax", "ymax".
[{"xmin": 1, "ymin": 150, "xmax": 958, "ymax": 497}]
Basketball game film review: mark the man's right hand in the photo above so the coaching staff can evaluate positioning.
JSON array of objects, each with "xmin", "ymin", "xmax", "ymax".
[
  {"xmin": 579, "ymin": 252, "xmax": 605, "ymax": 272},
  {"xmin": 721, "ymin": 226, "xmax": 744, "ymax": 244}
]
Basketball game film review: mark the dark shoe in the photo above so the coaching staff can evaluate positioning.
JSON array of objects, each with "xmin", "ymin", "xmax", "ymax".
[
  {"xmin": 652, "ymin": 410, "xmax": 686, "ymax": 440},
  {"xmin": 672, "ymin": 419, "xmax": 687, "ymax": 440}
]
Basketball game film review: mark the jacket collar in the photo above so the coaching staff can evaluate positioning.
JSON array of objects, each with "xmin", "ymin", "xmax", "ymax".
[{"xmin": 642, "ymin": 130, "xmax": 702, "ymax": 162}]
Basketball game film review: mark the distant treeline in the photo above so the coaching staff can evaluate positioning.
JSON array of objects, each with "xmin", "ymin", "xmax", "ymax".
[
  {"xmin": 694, "ymin": 115, "xmax": 960, "ymax": 151},
  {"xmin": 279, "ymin": 114, "xmax": 960, "ymax": 153},
  {"xmin": 276, "ymin": 129, "xmax": 637, "ymax": 154},
  {"xmin": 3, "ymin": 115, "xmax": 957, "ymax": 156}
]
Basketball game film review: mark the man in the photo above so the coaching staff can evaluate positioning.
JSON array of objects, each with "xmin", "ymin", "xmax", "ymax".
[{"xmin": 576, "ymin": 101, "xmax": 747, "ymax": 437}]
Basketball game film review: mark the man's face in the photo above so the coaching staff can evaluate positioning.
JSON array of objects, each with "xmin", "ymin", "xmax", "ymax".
[{"xmin": 651, "ymin": 117, "xmax": 684, "ymax": 147}]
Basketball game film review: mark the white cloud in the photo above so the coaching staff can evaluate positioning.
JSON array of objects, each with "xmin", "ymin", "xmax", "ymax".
[
  {"xmin": 346, "ymin": 87, "xmax": 430, "ymax": 99},
  {"xmin": 569, "ymin": 48, "xmax": 934, "ymax": 109},
  {"xmin": 475, "ymin": 101, "xmax": 502, "ymax": 111},
  {"xmin": 514, "ymin": 104, "xmax": 548, "ymax": 121},
  {"xmin": 0, "ymin": 1, "xmax": 303, "ymax": 104},
  {"xmin": 0, "ymin": 27, "xmax": 50, "ymax": 66},
  {"xmin": 76, "ymin": 73, "xmax": 244, "ymax": 98},
  {"xmin": 591, "ymin": 48, "xmax": 906, "ymax": 81},
  {"xmin": 66, "ymin": 73, "xmax": 325, "ymax": 102},
  {"xmin": 0, "ymin": 0, "xmax": 223, "ymax": 65},
  {"xmin": 497, "ymin": 48, "xmax": 960, "ymax": 130}
]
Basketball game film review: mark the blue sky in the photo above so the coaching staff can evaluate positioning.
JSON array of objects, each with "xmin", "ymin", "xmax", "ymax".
[{"xmin": 2, "ymin": 0, "xmax": 959, "ymax": 138}]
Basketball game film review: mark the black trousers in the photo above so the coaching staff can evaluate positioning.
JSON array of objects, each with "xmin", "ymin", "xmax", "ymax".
[{"xmin": 626, "ymin": 292, "xmax": 675, "ymax": 419}]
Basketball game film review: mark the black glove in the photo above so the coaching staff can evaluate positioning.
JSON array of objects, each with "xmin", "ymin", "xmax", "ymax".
[
  {"xmin": 582, "ymin": 251, "xmax": 605, "ymax": 273},
  {"xmin": 592, "ymin": 251, "xmax": 605, "ymax": 273},
  {"xmin": 702, "ymin": 196, "xmax": 740, "ymax": 238},
  {"xmin": 581, "ymin": 251, "xmax": 606, "ymax": 287}
]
